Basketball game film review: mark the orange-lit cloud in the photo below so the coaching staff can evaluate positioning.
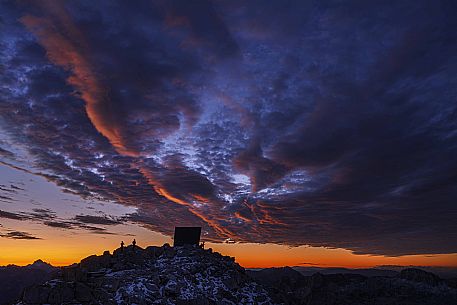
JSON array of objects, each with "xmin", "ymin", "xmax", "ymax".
[
  {"xmin": 20, "ymin": 2, "xmax": 229, "ymax": 238},
  {"xmin": 234, "ymin": 212, "xmax": 252, "ymax": 223},
  {"xmin": 20, "ymin": 3, "xmax": 137, "ymax": 157},
  {"xmin": 139, "ymin": 165, "xmax": 234, "ymax": 239}
]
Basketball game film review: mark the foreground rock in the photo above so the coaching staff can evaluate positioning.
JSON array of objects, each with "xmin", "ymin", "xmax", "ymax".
[{"xmin": 18, "ymin": 244, "xmax": 273, "ymax": 305}]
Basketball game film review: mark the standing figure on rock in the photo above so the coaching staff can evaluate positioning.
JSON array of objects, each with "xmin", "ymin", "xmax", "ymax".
[
  {"xmin": 120, "ymin": 240, "xmax": 124, "ymax": 252},
  {"xmin": 132, "ymin": 239, "xmax": 136, "ymax": 252}
]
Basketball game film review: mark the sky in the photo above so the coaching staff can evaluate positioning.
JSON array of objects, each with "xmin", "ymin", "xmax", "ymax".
[{"xmin": 0, "ymin": 0, "xmax": 457, "ymax": 268}]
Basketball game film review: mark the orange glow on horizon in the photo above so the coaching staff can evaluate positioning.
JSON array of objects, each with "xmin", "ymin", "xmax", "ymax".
[
  {"xmin": 3, "ymin": 242, "xmax": 457, "ymax": 269},
  {"xmin": 1, "ymin": 225, "xmax": 456, "ymax": 269}
]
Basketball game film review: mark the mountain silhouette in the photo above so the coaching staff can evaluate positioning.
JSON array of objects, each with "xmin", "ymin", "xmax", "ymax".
[
  {"xmin": 16, "ymin": 244, "xmax": 271, "ymax": 304},
  {"xmin": 1, "ymin": 245, "xmax": 456, "ymax": 305},
  {"xmin": 0, "ymin": 260, "xmax": 58, "ymax": 305}
]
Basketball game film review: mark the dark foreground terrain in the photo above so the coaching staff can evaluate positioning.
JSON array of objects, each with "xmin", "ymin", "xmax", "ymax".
[
  {"xmin": 249, "ymin": 266, "xmax": 457, "ymax": 305},
  {"xmin": 13, "ymin": 244, "xmax": 271, "ymax": 305},
  {"xmin": 0, "ymin": 244, "xmax": 455, "ymax": 305}
]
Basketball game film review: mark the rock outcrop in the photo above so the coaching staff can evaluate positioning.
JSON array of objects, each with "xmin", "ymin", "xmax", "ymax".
[
  {"xmin": 249, "ymin": 267, "xmax": 457, "ymax": 305},
  {"xmin": 18, "ymin": 244, "xmax": 273, "ymax": 305}
]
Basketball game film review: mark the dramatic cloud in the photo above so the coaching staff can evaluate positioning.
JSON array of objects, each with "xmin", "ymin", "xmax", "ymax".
[{"xmin": 0, "ymin": 0, "xmax": 456, "ymax": 255}]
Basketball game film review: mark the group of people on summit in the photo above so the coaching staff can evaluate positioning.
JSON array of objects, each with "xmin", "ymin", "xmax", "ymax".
[
  {"xmin": 120, "ymin": 239, "xmax": 136, "ymax": 252},
  {"xmin": 119, "ymin": 239, "xmax": 205, "ymax": 251}
]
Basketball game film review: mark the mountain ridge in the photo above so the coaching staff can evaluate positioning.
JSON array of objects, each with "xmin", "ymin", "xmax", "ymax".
[{"xmin": 1, "ymin": 245, "xmax": 456, "ymax": 305}]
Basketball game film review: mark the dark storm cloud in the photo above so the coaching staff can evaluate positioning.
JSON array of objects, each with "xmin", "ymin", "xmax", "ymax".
[
  {"xmin": 0, "ymin": 195, "xmax": 14, "ymax": 203},
  {"xmin": 29, "ymin": 208, "xmax": 56, "ymax": 220},
  {"xmin": 0, "ymin": 209, "xmax": 55, "ymax": 222},
  {"xmin": 0, "ymin": 210, "xmax": 25, "ymax": 221},
  {"xmin": 166, "ymin": 0, "xmax": 240, "ymax": 58},
  {"xmin": 10, "ymin": 185, "xmax": 24, "ymax": 191},
  {"xmin": 0, "ymin": 205, "xmax": 117, "ymax": 234},
  {"xmin": 1, "ymin": 0, "xmax": 457, "ymax": 255},
  {"xmin": 74, "ymin": 214, "xmax": 121, "ymax": 226},
  {"xmin": 233, "ymin": 141, "xmax": 288, "ymax": 192},
  {"xmin": 43, "ymin": 221, "xmax": 73, "ymax": 229},
  {"xmin": 44, "ymin": 219, "xmax": 117, "ymax": 234},
  {"xmin": 0, "ymin": 185, "xmax": 16, "ymax": 194},
  {"xmin": 76, "ymin": 224, "xmax": 116, "ymax": 235},
  {"xmin": 0, "ymin": 183, "xmax": 21, "ymax": 202},
  {"xmin": 1, "ymin": 231, "xmax": 41, "ymax": 240}
]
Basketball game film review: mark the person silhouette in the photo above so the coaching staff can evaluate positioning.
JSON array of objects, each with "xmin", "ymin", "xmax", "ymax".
[
  {"xmin": 132, "ymin": 239, "xmax": 136, "ymax": 252},
  {"xmin": 120, "ymin": 241, "xmax": 124, "ymax": 252}
]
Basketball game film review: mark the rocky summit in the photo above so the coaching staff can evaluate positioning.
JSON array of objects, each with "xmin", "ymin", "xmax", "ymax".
[{"xmin": 17, "ymin": 244, "xmax": 272, "ymax": 305}]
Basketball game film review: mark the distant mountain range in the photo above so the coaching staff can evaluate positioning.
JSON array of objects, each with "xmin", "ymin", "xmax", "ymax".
[
  {"xmin": 0, "ymin": 260, "xmax": 58, "ymax": 305},
  {"xmin": 1, "ymin": 248, "xmax": 456, "ymax": 305},
  {"xmin": 289, "ymin": 266, "xmax": 399, "ymax": 277},
  {"xmin": 248, "ymin": 266, "xmax": 457, "ymax": 305},
  {"xmin": 291, "ymin": 266, "xmax": 457, "ymax": 279}
]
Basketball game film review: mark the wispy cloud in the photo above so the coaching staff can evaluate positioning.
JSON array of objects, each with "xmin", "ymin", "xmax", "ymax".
[
  {"xmin": 73, "ymin": 214, "xmax": 121, "ymax": 226},
  {"xmin": 1, "ymin": 231, "xmax": 41, "ymax": 240}
]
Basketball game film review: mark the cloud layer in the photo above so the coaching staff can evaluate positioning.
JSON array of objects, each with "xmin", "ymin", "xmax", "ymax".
[{"xmin": 1, "ymin": 0, "xmax": 457, "ymax": 255}]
